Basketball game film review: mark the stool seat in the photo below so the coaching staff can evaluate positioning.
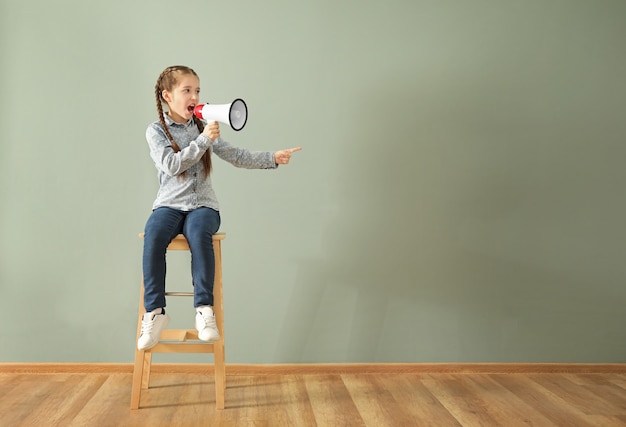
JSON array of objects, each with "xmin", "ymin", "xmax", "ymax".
[{"xmin": 130, "ymin": 232, "xmax": 226, "ymax": 410}]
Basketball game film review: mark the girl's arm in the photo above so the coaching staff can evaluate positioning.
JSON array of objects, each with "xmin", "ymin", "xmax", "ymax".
[
  {"xmin": 212, "ymin": 137, "xmax": 279, "ymax": 169},
  {"xmin": 146, "ymin": 124, "xmax": 210, "ymax": 176}
]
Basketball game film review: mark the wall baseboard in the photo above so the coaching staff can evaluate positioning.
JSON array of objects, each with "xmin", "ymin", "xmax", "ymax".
[{"xmin": 1, "ymin": 362, "xmax": 625, "ymax": 375}]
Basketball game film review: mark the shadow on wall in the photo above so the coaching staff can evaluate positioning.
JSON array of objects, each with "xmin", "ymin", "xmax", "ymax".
[{"xmin": 274, "ymin": 79, "xmax": 626, "ymax": 363}]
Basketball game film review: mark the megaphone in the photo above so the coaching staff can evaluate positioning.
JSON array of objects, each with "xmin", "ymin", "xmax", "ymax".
[{"xmin": 193, "ymin": 98, "xmax": 248, "ymax": 131}]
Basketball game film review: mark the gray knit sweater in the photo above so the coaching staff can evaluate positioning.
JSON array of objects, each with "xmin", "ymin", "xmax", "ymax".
[{"xmin": 146, "ymin": 114, "xmax": 277, "ymax": 211}]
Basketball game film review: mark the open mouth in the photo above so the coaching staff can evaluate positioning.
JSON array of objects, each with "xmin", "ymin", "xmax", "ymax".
[{"xmin": 187, "ymin": 105, "xmax": 195, "ymax": 113}]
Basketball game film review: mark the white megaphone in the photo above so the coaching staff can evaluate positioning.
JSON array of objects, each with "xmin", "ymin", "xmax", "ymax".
[{"xmin": 193, "ymin": 98, "xmax": 248, "ymax": 131}]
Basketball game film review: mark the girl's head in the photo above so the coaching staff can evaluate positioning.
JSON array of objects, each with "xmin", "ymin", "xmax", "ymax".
[
  {"xmin": 154, "ymin": 66, "xmax": 211, "ymax": 176},
  {"xmin": 156, "ymin": 65, "xmax": 200, "ymax": 123}
]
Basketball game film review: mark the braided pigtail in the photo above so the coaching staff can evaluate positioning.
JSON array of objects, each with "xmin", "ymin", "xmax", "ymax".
[
  {"xmin": 155, "ymin": 67, "xmax": 182, "ymax": 154},
  {"xmin": 193, "ymin": 116, "xmax": 212, "ymax": 176}
]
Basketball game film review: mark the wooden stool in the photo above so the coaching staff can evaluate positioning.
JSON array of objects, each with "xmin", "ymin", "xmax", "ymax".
[{"xmin": 130, "ymin": 233, "xmax": 226, "ymax": 410}]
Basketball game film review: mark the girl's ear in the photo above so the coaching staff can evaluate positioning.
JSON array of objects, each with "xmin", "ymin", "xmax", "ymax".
[{"xmin": 162, "ymin": 90, "xmax": 172, "ymax": 103}]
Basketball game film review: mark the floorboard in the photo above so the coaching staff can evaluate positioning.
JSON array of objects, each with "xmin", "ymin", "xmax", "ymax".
[{"xmin": 1, "ymin": 371, "xmax": 625, "ymax": 426}]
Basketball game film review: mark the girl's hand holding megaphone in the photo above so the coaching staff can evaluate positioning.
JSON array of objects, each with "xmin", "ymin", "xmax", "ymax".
[{"xmin": 203, "ymin": 121, "xmax": 221, "ymax": 142}]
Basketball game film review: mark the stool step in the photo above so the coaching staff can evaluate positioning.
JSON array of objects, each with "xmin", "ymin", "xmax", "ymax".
[
  {"xmin": 165, "ymin": 292, "xmax": 194, "ymax": 297},
  {"xmin": 148, "ymin": 329, "xmax": 217, "ymax": 354},
  {"xmin": 159, "ymin": 329, "xmax": 200, "ymax": 341},
  {"xmin": 148, "ymin": 342, "xmax": 215, "ymax": 354}
]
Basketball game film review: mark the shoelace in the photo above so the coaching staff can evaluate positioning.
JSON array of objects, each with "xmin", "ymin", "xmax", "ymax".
[
  {"xmin": 140, "ymin": 314, "xmax": 155, "ymax": 335},
  {"xmin": 198, "ymin": 312, "xmax": 216, "ymax": 328}
]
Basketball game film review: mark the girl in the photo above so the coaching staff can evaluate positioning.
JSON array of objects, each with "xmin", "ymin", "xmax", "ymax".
[{"xmin": 138, "ymin": 65, "xmax": 301, "ymax": 351}]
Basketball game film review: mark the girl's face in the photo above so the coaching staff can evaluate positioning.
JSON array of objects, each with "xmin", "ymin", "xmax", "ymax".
[{"xmin": 162, "ymin": 73, "xmax": 201, "ymax": 124}]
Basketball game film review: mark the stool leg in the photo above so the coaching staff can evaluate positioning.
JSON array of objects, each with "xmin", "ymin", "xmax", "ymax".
[
  {"xmin": 142, "ymin": 353, "xmax": 152, "ymax": 389},
  {"xmin": 130, "ymin": 349, "xmax": 145, "ymax": 409},
  {"xmin": 214, "ymin": 341, "xmax": 226, "ymax": 409},
  {"xmin": 213, "ymin": 239, "xmax": 226, "ymax": 409},
  {"xmin": 130, "ymin": 281, "xmax": 148, "ymax": 410}
]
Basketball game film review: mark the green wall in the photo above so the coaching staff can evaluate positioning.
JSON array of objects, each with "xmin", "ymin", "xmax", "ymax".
[{"xmin": 1, "ymin": 0, "xmax": 625, "ymax": 363}]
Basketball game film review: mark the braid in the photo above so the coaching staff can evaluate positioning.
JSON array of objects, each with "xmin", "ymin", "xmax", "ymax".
[
  {"xmin": 193, "ymin": 116, "xmax": 212, "ymax": 176},
  {"xmin": 155, "ymin": 73, "xmax": 182, "ymax": 154},
  {"xmin": 154, "ymin": 66, "xmax": 212, "ymax": 177}
]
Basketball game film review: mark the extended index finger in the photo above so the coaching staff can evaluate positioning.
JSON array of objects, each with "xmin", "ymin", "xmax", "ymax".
[{"xmin": 286, "ymin": 147, "xmax": 303, "ymax": 153}]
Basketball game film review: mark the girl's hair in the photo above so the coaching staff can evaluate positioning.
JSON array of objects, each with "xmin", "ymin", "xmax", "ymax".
[{"xmin": 155, "ymin": 65, "xmax": 211, "ymax": 177}]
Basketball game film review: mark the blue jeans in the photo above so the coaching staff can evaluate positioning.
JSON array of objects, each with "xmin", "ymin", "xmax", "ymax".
[{"xmin": 142, "ymin": 207, "xmax": 221, "ymax": 312}]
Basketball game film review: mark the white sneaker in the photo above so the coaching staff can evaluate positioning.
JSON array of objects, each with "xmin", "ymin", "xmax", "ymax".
[
  {"xmin": 195, "ymin": 306, "xmax": 220, "ymax": 341},
  {"xmin": 137, "ymin": 309, "xmax": 170, "ymax": 350}
]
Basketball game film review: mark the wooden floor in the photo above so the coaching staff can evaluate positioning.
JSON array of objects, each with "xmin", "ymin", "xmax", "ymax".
[{"xmin": 2, "ymin": 370, "xmax": 626, "ymax": 426}]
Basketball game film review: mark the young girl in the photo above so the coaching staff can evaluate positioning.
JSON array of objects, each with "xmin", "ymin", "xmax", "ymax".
[{"xmin": 138, "ymin": 65, "xmax": 301, "ymax": 350}]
